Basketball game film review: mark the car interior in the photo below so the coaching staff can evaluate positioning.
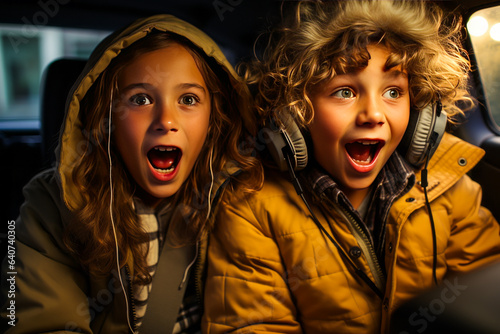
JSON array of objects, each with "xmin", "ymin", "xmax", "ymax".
[{"xmin": 1, "ymin": 0, "xmax": 499, "ymax": 332}]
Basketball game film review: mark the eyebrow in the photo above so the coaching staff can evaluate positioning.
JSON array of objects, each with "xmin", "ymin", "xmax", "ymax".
[
  {"xmin": 120, "ymin": 82, "xmax": 208, "ymax": 94},
  {"xmin": 385, "ymin": 68, "xmax": 408, "ymax": 79},
  {"xmin": 177, "ymin": 82, "xmax": 207, "ymax": 93},
  {"xmin": 120, "ymin": 83, "xmax": 151, "ymax": 92}
]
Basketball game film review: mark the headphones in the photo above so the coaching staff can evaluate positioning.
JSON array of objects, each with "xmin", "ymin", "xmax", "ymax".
[
  {"xmin": 262, "ymin": 101, "xmax": 447, "ymax": 171},
  {"xmin": 398, "ymin": 101, "xmax": 447, "ymax": 167},
  {"xmin": 261, "ymin": 113, "xmax": 309, "ymax": 171}
]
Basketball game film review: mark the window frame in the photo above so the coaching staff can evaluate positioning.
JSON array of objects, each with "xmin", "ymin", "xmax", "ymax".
[{"xmin": 465, "ymin": 4, "xmax": 500, "ymax": 136}]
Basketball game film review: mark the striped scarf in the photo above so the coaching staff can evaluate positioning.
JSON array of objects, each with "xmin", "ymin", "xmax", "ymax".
[{"xmin": 132, "ymin": 201, "xmax": 201, "ymax": 333}]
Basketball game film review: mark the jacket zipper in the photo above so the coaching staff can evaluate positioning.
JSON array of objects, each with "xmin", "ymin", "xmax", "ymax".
[
  {"xmin": 319, "ymin": 192, "xmax": 386, "ymax": 292},
  {"xmin": 193, "ymin": 240, "xmax": 205, "ymax": 312},
  {"xmin": 335, "ymin": 203, "xmax": 386, "ymax": 292},
  {"xmin": 124, "ymin": 265, "xmax": 138, "ymax": 333}
]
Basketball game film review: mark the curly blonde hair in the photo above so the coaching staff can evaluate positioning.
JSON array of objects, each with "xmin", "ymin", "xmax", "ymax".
[
  {"xmin": 246, "ymin": 0, "xmax": 473, "ymax": 128},
  {"xmin": 64, "ymin": 32, "xmax": 263, "ymax": 284}
]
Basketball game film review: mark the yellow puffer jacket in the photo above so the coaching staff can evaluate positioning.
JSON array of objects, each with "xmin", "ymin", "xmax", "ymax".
[{"xmin": 203, "ymin": 133, "xmax": 500, "ymax": 334}]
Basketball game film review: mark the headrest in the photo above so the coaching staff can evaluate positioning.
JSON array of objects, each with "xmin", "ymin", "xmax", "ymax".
[{"xmin": 40, "ymin": 58, "xmax": 86, "ymax": 168}]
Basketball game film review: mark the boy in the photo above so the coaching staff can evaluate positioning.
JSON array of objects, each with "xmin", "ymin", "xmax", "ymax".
[{"xmin": 202, "ymin": 1, "xmax": 500, "ymax": 333}]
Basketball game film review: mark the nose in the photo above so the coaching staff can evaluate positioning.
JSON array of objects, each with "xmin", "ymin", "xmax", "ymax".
[
  {"xmin": 356, "ymin": 95, "xmax": 385, "ymax": 127},
  {"xmin": 152, "ymin": 102, "xmax": 178, "ymax": 133}
]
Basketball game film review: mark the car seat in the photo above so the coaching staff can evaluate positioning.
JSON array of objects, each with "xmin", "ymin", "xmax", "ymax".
[{"xmin": 40, "ymin": 58, "xmax": 87, "ymax": 169}]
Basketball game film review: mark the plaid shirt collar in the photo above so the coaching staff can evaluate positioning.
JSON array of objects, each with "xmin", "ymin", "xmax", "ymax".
[{"xmin": 300, "ymin": 151, "xmax": 415, "ymax": 253}]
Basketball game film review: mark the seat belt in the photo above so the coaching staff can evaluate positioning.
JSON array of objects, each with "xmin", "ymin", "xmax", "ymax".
[{"xmin": 139, "ymin": 241, "xmax": 196, "ymax": 333}]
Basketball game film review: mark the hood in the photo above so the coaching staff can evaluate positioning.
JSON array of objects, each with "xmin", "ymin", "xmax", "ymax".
[{"xmin": 57, "ymin": 14, "xmax": 251, "ymax": 210}]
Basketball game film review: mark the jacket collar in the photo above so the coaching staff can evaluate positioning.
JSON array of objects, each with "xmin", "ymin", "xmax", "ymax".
[
  {"xmin": 410, "ymin": 132, "xmax": 484, "ymax": 201},
  {"xmin": 301, "ymin": 151, "xmax": 414, "ymax": 211},
  {"xmin": 387, "ymin": 133, "xmax": 485, "ymax": 225}
]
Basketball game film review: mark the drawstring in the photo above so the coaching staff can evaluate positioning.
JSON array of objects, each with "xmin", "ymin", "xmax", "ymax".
[{"xmin": 178, "ymin": 241, "xmax": 199, "ymax": 290}]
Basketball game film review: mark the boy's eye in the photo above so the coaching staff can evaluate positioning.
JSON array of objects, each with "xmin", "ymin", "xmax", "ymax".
[
  {"xmin": 180, "ymin": 94, "xmax": 199, "ymax": 106},
  {"xmin": 130, "ymin": 94, "xmax": 152, "ymax": 106},
  {"xmin": 383, "ymin": 89, "xmax": 400, "ymax": 99},
  {"xmin": 333, "ymin": 89, "xmax": 354, "ymax": 99}
]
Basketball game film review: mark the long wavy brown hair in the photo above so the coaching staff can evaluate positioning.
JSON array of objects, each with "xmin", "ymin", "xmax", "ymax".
[
  {"xmin": 64, "ymin": 31, "xmax": 263, "ymax": 284},
  {"xmin": 244, "ymin": 0, "xmax": 473, "ymax": 129}
]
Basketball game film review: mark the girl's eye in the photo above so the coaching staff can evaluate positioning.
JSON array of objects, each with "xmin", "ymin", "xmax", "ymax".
[
  {"xmin": 180, "ymin": 94, "xmax": 199, "ymax": 106},
  {"xmin": 383, "ymin": 89, "xmax": 400, "ymax": 99},
  {"xmin": 333, "ymin": 89, "xmax": 355, "ymax": 99},
  {"xmin": 130, "ymin": 94, "xmax": 152, "ymax": 106}
]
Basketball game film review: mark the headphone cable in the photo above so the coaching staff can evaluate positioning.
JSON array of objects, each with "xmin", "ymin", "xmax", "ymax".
[
  {"xmin": 108, "ymin": 96, "xmax": 136, "ymax": 334},
  {"xmin": 421, "ymin": 155, "xmax": 438, "ymax": 285}
]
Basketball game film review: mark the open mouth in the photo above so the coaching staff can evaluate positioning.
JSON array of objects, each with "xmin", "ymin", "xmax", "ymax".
[
  {"xmin": 147, "ymin": 146, "xmax": 182, "ymax": 173},
  {"xmin": 345, "ymin": 140, "xmax": 384, "ymax": 165}
]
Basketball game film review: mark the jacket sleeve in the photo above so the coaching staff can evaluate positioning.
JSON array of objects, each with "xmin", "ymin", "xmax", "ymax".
[
  {"xmin": 1, "ymin": 171, "xmax": 93, "ymax": 333},
  {"xmin": 202, "ymin": 194, "xmax": 302, "ymax": 334},
  {"xmin": 444, "ymin": 175, "xmax": 500, "ymax": 276}
]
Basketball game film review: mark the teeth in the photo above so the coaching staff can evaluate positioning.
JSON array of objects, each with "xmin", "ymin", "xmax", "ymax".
[
  {"xmin": 353, "ymin": 156, "xmax": 373, "ymax": 164},
  {"xmin": 154, "ymin": 147, "xmax": 176, "ymax": 152},
  {"xmin": 356, "ymin": 140, "xmax": 379, "ymax": 145},
  {"xmin": 153, "ymin": 166, "xmax": 175, "ymax": 173}
]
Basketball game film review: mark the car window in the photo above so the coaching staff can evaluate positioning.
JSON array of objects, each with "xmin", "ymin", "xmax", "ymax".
[
  {"xmin": 467, "ymin": 5, "xmax": 500, "ymax": 131},
  {"xmin": 0, "ymin": 25, "xmax": 109, "ymax": 124}
]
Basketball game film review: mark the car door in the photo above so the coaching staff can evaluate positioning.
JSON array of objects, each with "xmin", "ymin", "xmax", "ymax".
[{"xmin": 450, "ymin": 0, "xmax": 500, "ymax": 222}]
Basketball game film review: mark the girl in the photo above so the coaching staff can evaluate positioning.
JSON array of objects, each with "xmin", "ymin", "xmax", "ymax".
[
  {"xmin": 203, "ymin": 1, "xmax": 500, "ymax": 333},
  {"xmin": 1, "ymin": 14, "xmax": 262, "ymax": 333}
]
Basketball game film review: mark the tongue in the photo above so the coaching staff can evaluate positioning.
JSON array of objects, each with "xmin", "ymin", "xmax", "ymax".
[
  {"xmin": 346, "ymin": 142, "xmax": 372, "ymax": 162},
  {"xmin": 148, "ymin": 149, "xmax": 177, "ymax": 169}
]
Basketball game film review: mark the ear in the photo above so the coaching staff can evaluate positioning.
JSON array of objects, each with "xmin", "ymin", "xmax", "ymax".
[
  {"xmin": 397, "ymin": 101, "xmax": 446, "ymax": 167},
  {"xmin": 261, "ymin": 113, "xmax": 308, "ymax": 171}
]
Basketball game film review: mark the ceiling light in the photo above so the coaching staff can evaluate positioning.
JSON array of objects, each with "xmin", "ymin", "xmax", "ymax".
[{"xmin": 468, "ymin": 16, "xmax": 488, "ymax": 37}]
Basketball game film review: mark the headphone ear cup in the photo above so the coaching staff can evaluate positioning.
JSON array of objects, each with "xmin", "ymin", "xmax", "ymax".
[
  {"xmin": 261, "ymin": 113, "xmax": 308, "ymax": 171},
  {"xmin": 398, "ymin": 103, "xmax": 447, "ymax": 167}
]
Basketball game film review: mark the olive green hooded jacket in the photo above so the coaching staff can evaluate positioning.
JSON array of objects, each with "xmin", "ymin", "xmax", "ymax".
[{"xmin": 0, "ymin": 14, "xmax": 247, "ymax": 333}]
